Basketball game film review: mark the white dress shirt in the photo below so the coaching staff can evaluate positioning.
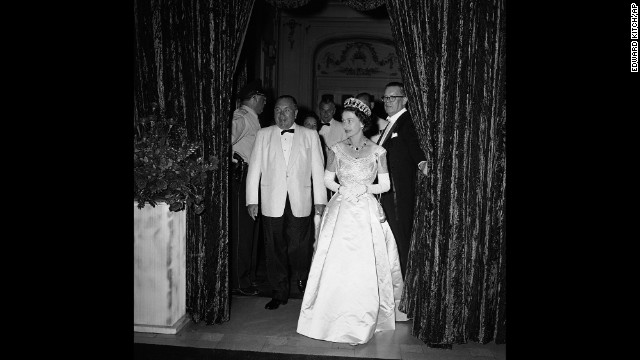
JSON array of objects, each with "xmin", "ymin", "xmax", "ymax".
[
  {"xmin": 280, "ymin": 123, "xmax": 297, "ymax": 166},
  {"xmin": 378, "ymin": 107, "xmax": 407, "ymax": 145},
  {"xmin": 318, "ymin": 119, "xmax": 347, "ymax": 149},
  {"xmin": 379, "ymin": 108, "xmax": 426, "ymax": 172}
]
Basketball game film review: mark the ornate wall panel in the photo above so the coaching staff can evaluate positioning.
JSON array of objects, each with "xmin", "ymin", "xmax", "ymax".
[
  {"xmin": 277, "ymin": 2, "xmax": 394, "ymax": 113},
  {"xmin": 315, "ymin": 39, "xmax": 399, "ymax": 107}
]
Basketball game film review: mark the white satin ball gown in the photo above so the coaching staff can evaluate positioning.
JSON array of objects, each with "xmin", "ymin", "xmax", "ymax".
[{"xmin": 297, "ymin": 144, "xmax": 405, "ymax": 345}]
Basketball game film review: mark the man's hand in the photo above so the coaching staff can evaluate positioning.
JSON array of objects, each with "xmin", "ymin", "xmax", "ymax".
[
  {"xmin": 314, "ymin": 204, "xmax": 326, "ymax": 216},
  {"xmin": 247, "ymin": 204, "xmax": 259, "ymax": 220}
]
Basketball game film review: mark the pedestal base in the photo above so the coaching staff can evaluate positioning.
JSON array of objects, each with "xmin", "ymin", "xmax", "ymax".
[
  {"xmin": 134, "ymin": 202, "xmax": 187, "ymax": 333},
  {"xmin": 134, "ymin": 314, "xmax": 190, "ymax": 334}
]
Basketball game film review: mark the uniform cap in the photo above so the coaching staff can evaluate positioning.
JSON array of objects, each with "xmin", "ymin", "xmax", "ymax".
[{"xmin": 238, "ymin": 79, "xmax": 265, "ymax": 100}]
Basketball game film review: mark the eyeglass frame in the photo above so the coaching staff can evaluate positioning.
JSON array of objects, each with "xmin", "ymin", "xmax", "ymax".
[{"xmin": 381, "ymin": 95, "xmax": 405, "ymax": 102}]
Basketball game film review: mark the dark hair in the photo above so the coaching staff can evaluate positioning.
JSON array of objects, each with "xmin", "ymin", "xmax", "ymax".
[
  {"xmin": 238, "ymin": 79, "xmax": 265, "ymax": 100},
  {"xmin": 355, "ymin": 92, "xmax": 373, "ymax": 103},
  {"xmin": 318, "ymin": 96, "xmax": 336, "ymax": 109},
  {"xmin": 320, "ymin": 94, "xmax": 334, "ymax": 103},
  {"xmin": 385, "ymin": 81, "xmax": 405, "ymax": 95},
  {"xmin": 343, "ymin": 105, "xmax": 372, "ymax": 132},
  {"xmin": 301, "ymin": 111, "xmax": 319, "ymax": 130},
  {"xmin": 275, "ymin": 94, "xmax": 298, "ymax": 108},
  {"xmin": 303, "ymin": 111, "xmax": 319, "ymax": 122}
]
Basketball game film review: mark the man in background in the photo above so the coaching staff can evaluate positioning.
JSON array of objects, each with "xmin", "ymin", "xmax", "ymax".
[
  {"xmin": 356, "ymin": 92, "xmax": 388, "ymax": 143},
  {"xmin": 317, "ymin": 95, "xmax": 347, "ymax": 168},
  {"xmin": 230, "ymin": 79, "xmax": 266, "ymax": 296},
  {"xmin": 377, "ymin": 81, "xmax": 428, "ymax": 277}
]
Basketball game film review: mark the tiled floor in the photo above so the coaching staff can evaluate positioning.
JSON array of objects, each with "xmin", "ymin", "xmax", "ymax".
[{"xmin": 134, "ymin": 295, "xmax": 506, "ymax": 359}]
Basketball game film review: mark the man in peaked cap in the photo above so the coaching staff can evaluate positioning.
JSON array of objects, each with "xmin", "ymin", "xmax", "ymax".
[{"xmin": 230, "ymin": 79, "xmax": 267, "ymax": 296}]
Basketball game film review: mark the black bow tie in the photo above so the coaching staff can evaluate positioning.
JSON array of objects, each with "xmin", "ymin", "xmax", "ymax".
[{"xmin": 281, "ymin": 129, "xmax": 294, "ymax": 135}]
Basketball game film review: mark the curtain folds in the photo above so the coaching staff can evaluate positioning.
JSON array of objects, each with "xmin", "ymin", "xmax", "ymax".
[
  {"xmin": 265, "ymin": 0, "xmax": 312, "ymax": 9},
  {"xmin": 133, "ymin": 0, "xmax": 255, "ymax": 325},
  {"xmin": 386, "ymin": 0, "xmax": 506, "ymax": 345},
  {"xmin": 342, "ymin": 0, "xmax": 385, "ymax": 11},
  {"xmin": 134, "ymin": 0, "xmax": 506, "ymax": 339},
  {"xmin": 266, "ymin": 0, "xmax": 384, "ymax": 11}
]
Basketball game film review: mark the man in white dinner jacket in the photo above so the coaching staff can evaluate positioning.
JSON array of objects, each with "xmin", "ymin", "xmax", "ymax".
[{"xmin": 246, "ymin": 94, "xmax": 327, "ymax": 310}]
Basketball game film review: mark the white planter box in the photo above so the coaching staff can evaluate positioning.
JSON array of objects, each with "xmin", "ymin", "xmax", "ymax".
[{"xmin": 134, "ymin": 201, "xmax": 189, "ymax": 334}]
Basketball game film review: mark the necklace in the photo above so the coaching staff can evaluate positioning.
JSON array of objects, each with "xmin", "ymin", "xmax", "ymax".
[{"xmin": 347, "ymin": 138, "xmax": 367, "ymax": 156}]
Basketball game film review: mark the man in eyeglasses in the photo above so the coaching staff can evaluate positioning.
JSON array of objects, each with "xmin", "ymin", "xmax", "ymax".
[
  {"xmin": 377, "ymin": 81, "xmax": 428, "ymax": 278},
  {"xmin": 246, "ymin": 95, "xmax": 327, "ymax": 310},
  {"xmin": 230, "ymin": 79, "xmax": 267, "ymax": 297}
]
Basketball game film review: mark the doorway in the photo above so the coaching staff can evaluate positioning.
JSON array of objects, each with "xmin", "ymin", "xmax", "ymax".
[{"xmin": 230, "ymin": 0, "xmax": 396, "ymax": 304}]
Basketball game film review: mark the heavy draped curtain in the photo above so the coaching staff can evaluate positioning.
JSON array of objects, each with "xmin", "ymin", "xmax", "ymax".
[
  {"xmin": 386, "ymin": 0, "xmax": 506, "ymax": 345},
  {"xmin": 134, "ymin": 0, "xmax": 255, "ymax": 324},
  {"xmin": 134, "ymin": 0, "xmax": 507, "ymax": 341}
]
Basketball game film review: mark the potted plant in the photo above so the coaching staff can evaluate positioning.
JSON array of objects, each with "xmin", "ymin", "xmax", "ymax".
[
  {"xmin": 133, "ymin": 102, "xmax": 218, "ymax": 334},
  {"xmin": 134, "ymin": 102, "xmax": 219, "ymax": 214}
]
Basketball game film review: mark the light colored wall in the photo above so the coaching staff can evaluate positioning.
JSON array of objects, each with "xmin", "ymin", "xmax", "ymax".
[
  {"xmin": 277, "ymin": 2, "xmax": 396, "ymax": 113},
  {"xmin": 315, "ymin": 38, "xmax": 400, "ymax": 109}
]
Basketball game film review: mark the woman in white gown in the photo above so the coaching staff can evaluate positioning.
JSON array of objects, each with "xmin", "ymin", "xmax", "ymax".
[{"xmin": 297, "ymin": 98, "xmax": 405, "ymax": 345}]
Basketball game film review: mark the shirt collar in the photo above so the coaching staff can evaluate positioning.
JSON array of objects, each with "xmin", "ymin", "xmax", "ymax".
[
  {"xmin": 241, "ymin": 104, "xmax": 257, "ymax": 117},
  {"xmin": 387, "ymin": 108, "xmax": 407, "ymax": 124},
  {"xmin": 279, "ymin": 123, "xmax": 297, "ymax": 132}
]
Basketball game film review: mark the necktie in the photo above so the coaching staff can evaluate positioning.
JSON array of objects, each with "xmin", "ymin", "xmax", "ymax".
[{"xmin": 281, "ymin": 129, "xmax": 294, "ymax": 135}]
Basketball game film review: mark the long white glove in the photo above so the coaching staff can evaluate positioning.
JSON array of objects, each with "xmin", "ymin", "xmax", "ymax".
[
  {"xmin": 324, "ymin": 170, "xmax": 341, "ymax": 192},
  {"xmin": 366, "ymin": 173, "xmax": 390, "ymax": 194},
  {"xmin": 324, "ymin": 170, "xmax": 367, "ymax": 202},
  {"xmin": 340, "ymin": 184, "xmax": 367, "ymax": 202}
]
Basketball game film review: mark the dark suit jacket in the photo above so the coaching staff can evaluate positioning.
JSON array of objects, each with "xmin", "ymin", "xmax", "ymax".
[
  {"xmin": 378, "ymin": 110, "xmax": 426, "ymax": 274},
  {"xmin": 379, "ymin": 110, "xmax": 426, "ymax": 202}
]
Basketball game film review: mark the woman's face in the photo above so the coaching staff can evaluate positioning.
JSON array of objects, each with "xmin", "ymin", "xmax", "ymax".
[
  {"xmin": 303, "ymin": 116, "xmax": 317, "ymax": 130},
  {"xmin": 341, "ymin": 110, "xmax": 363, "ymax": 137}
]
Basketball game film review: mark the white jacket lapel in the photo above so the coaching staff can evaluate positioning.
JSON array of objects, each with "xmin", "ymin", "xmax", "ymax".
[{"xmin": 270, "ymin": 126, "xmax": 286, "ymax": 167}]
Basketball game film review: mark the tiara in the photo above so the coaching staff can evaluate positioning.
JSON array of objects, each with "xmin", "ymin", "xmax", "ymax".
[{"xmin": 343, "ymin": 97, "xmax": 371, "ymax": 117}]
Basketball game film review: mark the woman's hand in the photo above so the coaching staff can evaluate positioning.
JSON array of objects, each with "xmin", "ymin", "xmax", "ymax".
[{"xmin": 339, "ymin": 184, "xmax": 367, "ymax": 203}]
